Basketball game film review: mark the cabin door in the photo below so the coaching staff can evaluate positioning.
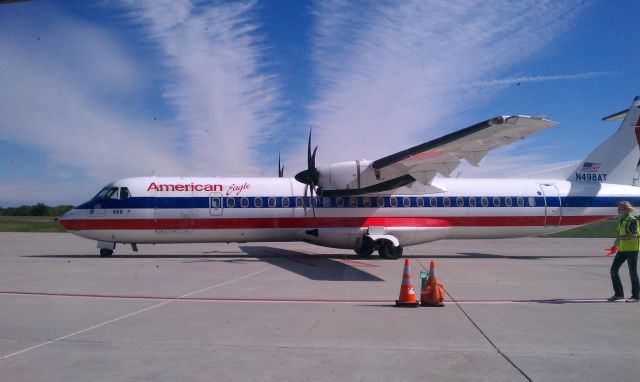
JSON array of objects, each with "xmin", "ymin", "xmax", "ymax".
[{"xmin": 539, "ymin": 184, "xmax": 562, "ymax": 227}]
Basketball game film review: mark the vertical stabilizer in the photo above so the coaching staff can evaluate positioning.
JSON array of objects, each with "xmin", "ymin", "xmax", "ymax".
[{"xmin": 572, "ymin": 96, "xmax": 640, "ymax": 186}]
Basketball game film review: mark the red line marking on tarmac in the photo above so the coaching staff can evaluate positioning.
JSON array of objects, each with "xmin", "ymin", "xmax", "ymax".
[
  {"xmin": 284, "ymin": 256, "xmax": 321, "ymax": 267},
  {"xmin": 0, "ymin": 291, "xmax": 607, "ymax": 304},
  {"xmin": 271, "ymin": 248, "xmax": 380, "ymax": 268},
  {"xmin": 337, "ymin": 259, "xmax": 380, "ymax": 268}
]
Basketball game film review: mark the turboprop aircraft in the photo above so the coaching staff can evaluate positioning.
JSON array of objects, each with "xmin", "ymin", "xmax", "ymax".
[{"xmin": 59, "ymin": 96, "xmax": 640, "ymax": 258}]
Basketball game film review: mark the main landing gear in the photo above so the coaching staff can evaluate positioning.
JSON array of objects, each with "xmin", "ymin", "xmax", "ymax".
[{"xmin": 355, "ymin": 237, "xmax": 403, "ymax": 260}]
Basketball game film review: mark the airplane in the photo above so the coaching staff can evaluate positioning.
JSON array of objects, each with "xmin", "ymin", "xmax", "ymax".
[{"xmin": 59, "ymin": 96, "xmax": 640, "ymax": 258}]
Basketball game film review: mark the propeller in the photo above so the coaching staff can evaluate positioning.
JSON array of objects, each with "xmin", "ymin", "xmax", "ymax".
[
  {"xmin": 295, "ymin": 128, "xmax": 319, "ymax": 218},
  {"xmin": 278, "ymin": 152, "xmax": 284, "ymax": 178}
]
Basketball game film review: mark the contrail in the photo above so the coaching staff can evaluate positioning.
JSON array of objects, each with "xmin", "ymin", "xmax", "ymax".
[{"xmin": 467, "ymin": 71, "xmax": 614, "ymax": 88}]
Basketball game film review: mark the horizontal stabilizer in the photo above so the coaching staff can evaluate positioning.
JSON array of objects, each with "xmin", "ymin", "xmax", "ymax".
[{"xmin": 602, "ymin": 108, "xmax": 629, "ymax": 122}]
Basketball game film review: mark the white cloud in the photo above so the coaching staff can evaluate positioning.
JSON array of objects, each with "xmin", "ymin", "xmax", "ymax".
[
  {"xmin": 295, "ymin": 0, "xmax": 583, "ymax": 172},
  {"xmin": 0, "ymin": 7, "xmax": 185, "ymax": 203},
  {"xmin": 0, "ymin": 1, "xmax": 284, "ymax": 204},
  {"xmin": 123, "ymin": 0, "xmax": 283, "ymax": 176}
]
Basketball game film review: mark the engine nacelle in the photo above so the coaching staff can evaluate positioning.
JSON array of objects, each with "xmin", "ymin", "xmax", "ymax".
[
  {"xmin": 314, "ymin": 159, "xmax": 420, "ymax": 197},
  {"xmin": 316, "ymin": 160, "xmax": 376, "ymax": 192}
]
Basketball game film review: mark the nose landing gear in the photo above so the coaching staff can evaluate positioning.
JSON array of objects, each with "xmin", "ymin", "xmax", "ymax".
[{"xmin": 98, "ymin": 241, "xmax": 115, "ymax": 257}]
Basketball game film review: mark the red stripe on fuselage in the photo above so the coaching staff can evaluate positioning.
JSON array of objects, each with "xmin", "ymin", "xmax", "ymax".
[{"xmin": 59, "ymin": 215, "xmax": 610, "ymax": 231}]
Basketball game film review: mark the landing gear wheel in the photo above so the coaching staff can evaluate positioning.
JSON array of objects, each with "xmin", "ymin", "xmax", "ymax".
[
  {"xmin": 100, "ymin": 248, "xmax": 113, "ymax": 257},
  {"xmin": 378, "ymin": 240, "xmax": 403, "ymax": 260},
  {"xmin": 355, "ymin": 237, "xmax": 375, "ymax": 258}
]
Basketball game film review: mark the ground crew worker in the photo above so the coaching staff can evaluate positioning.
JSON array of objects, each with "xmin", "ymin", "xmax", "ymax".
[{"xmin": 608, "ymin": 201, "xmax": 640, "ymax": 302}]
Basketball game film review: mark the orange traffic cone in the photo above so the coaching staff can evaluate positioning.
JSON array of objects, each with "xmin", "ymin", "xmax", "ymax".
[
  {"xmin": 395, "ymin": 259, "xmax": 419, "ymax": 307},
  {"xmin": 421, "ymin": 260, "xmax": 445, "ymax": 307}
]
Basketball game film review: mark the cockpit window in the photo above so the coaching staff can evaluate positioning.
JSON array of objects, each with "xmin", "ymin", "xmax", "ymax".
[
  {"xmin": 105, "ymin": 187, "xmax": 119, "ymax": 199},
  {"xmin": 93, "ymin": 186, "xmax": 112, "ymax": 200},
  {"xmin": 93, "ymin": 185, "xmax": 131, "ymax": 200}
]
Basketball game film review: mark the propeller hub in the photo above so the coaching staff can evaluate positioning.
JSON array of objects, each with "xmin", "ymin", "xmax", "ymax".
[{"xmin": 295, "ymin": 169, "xmax": 319, "ymax": 185}]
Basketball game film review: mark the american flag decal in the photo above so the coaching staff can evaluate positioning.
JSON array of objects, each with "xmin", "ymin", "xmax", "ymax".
[{"xmin": 581, "ymin": 162, "xmax": 601, "ymax": 172}]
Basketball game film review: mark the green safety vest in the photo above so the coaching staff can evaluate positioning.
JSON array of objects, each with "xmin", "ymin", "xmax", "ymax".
[{"xmin": 618, "ymin": 215, "xmax": 640, "ymax": 252}]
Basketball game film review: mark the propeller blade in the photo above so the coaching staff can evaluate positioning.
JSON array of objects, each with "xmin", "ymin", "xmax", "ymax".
[
  {"xmin": 303, "ymin": 181, "xmax": 308, "ymax": 216},
  {"xmin": 310, "ymin": 183, "xmax": 316, "ymax": 219},
  {"xmin": 295, "ymin": 127, "xmax": 320, "ymax": 187},
  {"xmin": 307, "ymin": 128, "xmax": 313, "ymax": 170},
  {"xmin": 311, "ymin": 146, "xmax": 317, "ymax": 170},
  {"xmin": 278, "ymin": 152, "xmax": 284, "ymax": 177}
]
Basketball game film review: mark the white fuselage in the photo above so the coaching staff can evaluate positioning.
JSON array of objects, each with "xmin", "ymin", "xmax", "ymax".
[{"xmin": 59, "ymin": 176, "xmax": 637, "ymax": 250}]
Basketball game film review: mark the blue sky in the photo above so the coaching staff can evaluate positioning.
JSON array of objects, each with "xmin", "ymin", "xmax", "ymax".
[{"xmin": 0, "ymin": 0, "xmax": 638, "ymax": 206}]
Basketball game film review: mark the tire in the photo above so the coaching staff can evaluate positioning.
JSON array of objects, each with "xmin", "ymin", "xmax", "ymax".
[
  {"xmin": 100, "ymin": 248, "xmax": 113, "ymax": 257},
  {"xmin": 378, "ymin": 240, "xmax": 403, "ymax": 260},
  {"xmin": 354, "ymin": 237, "xmax": 374, "ymax": 258}
]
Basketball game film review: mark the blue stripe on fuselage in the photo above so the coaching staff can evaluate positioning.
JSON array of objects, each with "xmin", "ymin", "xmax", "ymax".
[{"xmin": 74, "ymin": 196, "xmax": 640, "ymax": 210}]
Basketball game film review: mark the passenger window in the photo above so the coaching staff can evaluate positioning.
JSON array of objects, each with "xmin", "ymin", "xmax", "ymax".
[
  {"xmin": 268, "ymin": 197, "xmax": 276, "ymax": 208},
  {"xmin": 226, "ymin": 197, "xmax": 236, "ymax": 208},
  {"xmin": 282, "ymin": 197, "xmax": 290, "ymax": 208},
  {"xmin": 469, "ymin": 197, "xmax": 477, "ymax": 207},
  {"xmin": 430, "ymin": 197, "xmax": 438, "ymax": 207},
  {"xmin": 443, "ymin": 197, "xmax": 451, "ymax": 207},
  {"xmin": 403, "ymin": 197, "xmax": 411, "ymax": 207},
  {"xmin": 254, "ymin": 198, "xmax": 263, "ymax": 208},
  {"xmin": 363, "ymin": 198, "xmax": 371, "ymax": 207},
  {"xmin": 481, "ymin": 197, "xmax": 489, "ymax": 207},
  {"xmin": 517, "ymin": 197, "xmax": 524, "ymax": 207},
  {"xmin": 390, "ymin": 197, "xmax": 398, "ymax": 207},
  {"xmin": 296, "ymin": 197, "xmax": 304, "ymax": 208},
  {"xmin": 528, "ymin": 197, "xmax": 536, "ymax": 207},
  {"xmin": 323, "ymin": 197, "xmax": 331, "ymax": 207},
  {"xmin": 336, "ymin": 197, "xmax": 344, "ymax": 207},
  {"xmin": 456, "ymin": 197, "xmax": 464, "ymax": 207},
  {"xmin": 119, "ymin": 187, "xmax": 130, "ymax": 199},
  {"xmin": 377, "ymin": 197, "xmax": 385, "ymax": 207},
  {"xmin": 241, "ymin": 197, "xmax": 249, "ymax": 208},
  {"xmin": 505, "ymin": 197, "xmax": 513, "ymax": 207},
  {"xmin": 493, "ymin": 197, "xmax": 501, "ymax": 207},
  {"xmin": 350, "ymin": 197, "xmax": 358, "ymax": 207},
  {"xmin": 417, "ymin": 197, "xmax": 424, "ymax": 207}
]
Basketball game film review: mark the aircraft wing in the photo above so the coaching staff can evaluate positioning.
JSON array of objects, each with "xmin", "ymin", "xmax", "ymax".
[{"xmin": 370, "ymin": 115, "xmax": 558, "ymax": 186}]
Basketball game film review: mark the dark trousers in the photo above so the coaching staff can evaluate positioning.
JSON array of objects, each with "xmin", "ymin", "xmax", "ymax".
[{"xmin": 611, "ymin": 251, "xmax": 639, "ymax": 298}]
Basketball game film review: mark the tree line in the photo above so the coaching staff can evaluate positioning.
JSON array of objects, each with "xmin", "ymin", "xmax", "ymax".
[{"xmin": 0, "ymin": 203, "xmax": 74, "ymax": 217}]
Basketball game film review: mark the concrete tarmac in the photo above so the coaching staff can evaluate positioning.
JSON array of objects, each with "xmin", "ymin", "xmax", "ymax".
[{"xmin": 0, "ymin": 233, "xmax": 639, "ymax": 381}]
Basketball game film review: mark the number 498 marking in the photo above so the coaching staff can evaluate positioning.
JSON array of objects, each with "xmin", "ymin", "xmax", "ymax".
[{"xmin": 112, "ymin": 209, "xmax": 124, "ymax": 215}]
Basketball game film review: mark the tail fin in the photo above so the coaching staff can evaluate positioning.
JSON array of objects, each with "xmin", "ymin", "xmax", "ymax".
[{"xmin": 572, "ymin": 96, "xmax": 640, "ymax": 186}]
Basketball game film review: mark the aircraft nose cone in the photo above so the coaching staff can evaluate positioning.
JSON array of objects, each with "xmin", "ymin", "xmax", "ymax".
[
  {"xmin": 59, "ymin": 209, "xmax": 73, "ymax": 220},
  {"xmin": 57, "ymin": 209, "xmax": 76, "ymax": 231}
]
